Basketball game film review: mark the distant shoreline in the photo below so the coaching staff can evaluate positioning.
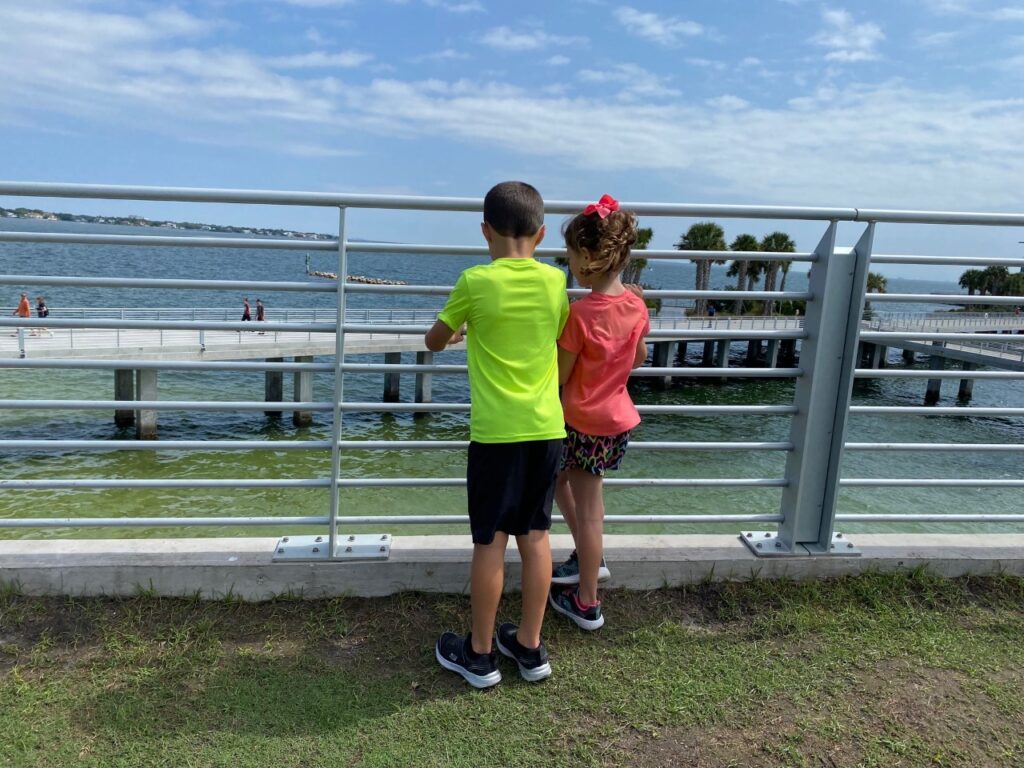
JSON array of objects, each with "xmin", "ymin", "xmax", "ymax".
[{"xmin": 0, "ymin": 206, "xmax": 334, "ymax": 241}]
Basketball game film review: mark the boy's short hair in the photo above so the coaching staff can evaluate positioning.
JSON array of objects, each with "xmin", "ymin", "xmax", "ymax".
[{"xmin": 483, "ymin": 181, "xmax": 544, "ymax": 238}]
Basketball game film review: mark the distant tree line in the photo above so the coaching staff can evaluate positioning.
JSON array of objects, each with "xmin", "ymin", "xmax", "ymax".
[{"xmin": 958, "ymin": 266, "xmax": 1024, "ymax": 305}]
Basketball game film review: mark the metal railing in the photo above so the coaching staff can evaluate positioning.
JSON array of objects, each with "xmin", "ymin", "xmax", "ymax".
[{"xmin": 1, "ymin": 181, "xmax": 1024, "ymax": 559}]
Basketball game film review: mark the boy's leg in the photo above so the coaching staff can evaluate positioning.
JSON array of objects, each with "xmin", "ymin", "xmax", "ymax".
[
  {"xmin": 470, "ymin": 532, "xmax": 509, "ymax": 654},
  {"xmin": 567, "ymin": 468, "xmax": 605, "ymax": 605},
  {"xmin": 514, "ymin": 528, "xmax": 552, "ymax": 648}
]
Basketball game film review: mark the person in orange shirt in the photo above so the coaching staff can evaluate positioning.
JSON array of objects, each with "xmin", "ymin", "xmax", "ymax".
[
  {"xmin": 549, "ymin": 195, "xmax": 650, "ymax": 631},
  {"xmin": 12, "ymin": 292, "xmax": 30, "ymax": 318}
]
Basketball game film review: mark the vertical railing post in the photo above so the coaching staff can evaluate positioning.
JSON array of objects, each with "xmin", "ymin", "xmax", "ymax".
[
  {"xmin": 328, "ymin": 207, "xmax": 349, "ymax": 559},
  {"xmin": 743, "ymin": 222, "xmax": 872, "ymax": 557}
]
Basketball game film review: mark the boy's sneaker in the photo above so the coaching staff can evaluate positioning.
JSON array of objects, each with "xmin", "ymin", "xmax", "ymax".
[
  {"xmin": 435, "ymin": 632, "xmax": 502, "ymax": 689},
  {"xmin": 551, "ymin": 550, "xmax": 611, "ymax": 585},
  {"xmin": 549, "ymin": 587, "xmax": 605, "ymax": 631},
  {"xmin": 495, "ymin": 623, "xmax": 552, "ymax": 682}
]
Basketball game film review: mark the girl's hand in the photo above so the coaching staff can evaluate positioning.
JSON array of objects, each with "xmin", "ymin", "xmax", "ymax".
[{"xmin": 625, "ymin": 283, "xmax": 644, "ymax": 298}]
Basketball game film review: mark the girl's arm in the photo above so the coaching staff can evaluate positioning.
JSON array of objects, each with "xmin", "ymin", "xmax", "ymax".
[
  {"xmin": 558, "ymin": 346, "xmax": 578, "ymax": 385},
  {"xmin": 632, "ymin": 336, "xmax": 648, "ymax": 369}
]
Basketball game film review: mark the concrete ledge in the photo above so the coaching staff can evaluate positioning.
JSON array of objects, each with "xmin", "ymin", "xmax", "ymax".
[{"xmin": 2, "ymin": 534, "xmax": 1023, "ymax": 600}]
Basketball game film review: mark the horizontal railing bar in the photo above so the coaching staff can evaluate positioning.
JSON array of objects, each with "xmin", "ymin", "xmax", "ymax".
[
  {"xmin": 0, "ymin": 479, "xmax": 330, "ymax": 488},
  {"xmin": 0, "ymin": 273, "xmax": 337, "ymax": 293},
  {"xmin": 0, "ymin": 400, "xmax": 335, "ymax": 411},
  {"xmin": 332, "ymin": 440, "xmax": 792, "ymax": 451},
  {"xmin": 850, "ymin": 406, "xmax": 1024, "ymax": 415},
  {"xmin": 868, "ymin": 293, "xmax": 1024, "ymax": 305},
  {"xmin": 870, "ymin": 255, "xmax": 1024, "ymax": 267},
  {"xmin": 835, "ymin": 514, "xmax": 1024, "ymax": 522},
  {"xmin": 839, "ymin": 479, "xmax": 1024, "ymax": 487},
  {"xmin": 5, "ymin": 182, "xmax": 1024, "ymax": 224},
  {"xmin": 0, "ymin": 317, "xmax": 331, "ymax": 333},
  {"xmin": 0, "ymin": 513, "xmax": 783, "ymax": 528},
  {"xmin": 0, "ymin": 231, "xmax": 337, "ymax": 251},
  {"xmin": 0, "ymin": 516, "xmax": 330, "ymax": 528},
  {"xmin": 844, "ymin": 442, "xmax": 1024, "ymax": 451},
  {"xmin": 345, "ymin": 283, "xmax": 813, "ymax": 301},
  {"xmin": 0, "ymin": 440, "xmax": 331, "ymax": 451},
  {"xmin": 338, "ymin": 402, "xmax": 798, "ymax": 415},
  {"xmin": 854, "ymin": 369, "xmax": 1024, "ymax": 379},
  {"xmin": 859, "ymin": 332, "xmax": 1024, "ymax": 342},
  {"xmin": 0, "ymin": 477, "xmax": 786, "ymax": 489},
  {"xmin": 341, "ymin": 323, "xmax": 806, "ymax": 339},
  {"xmin": 347, "ymin": 243, "xmax": 818, "ymax": 262},
  {"xmin": 340, "ymin": 363, "xmax": 803, "ymax": 378},
  {"xmin": 0, "ymin": 359, "xmax": 333, "ymax": 372}
]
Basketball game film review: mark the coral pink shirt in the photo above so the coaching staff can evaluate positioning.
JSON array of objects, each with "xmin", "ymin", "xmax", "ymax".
[{"xmin": 558, "ymin": 291, "xmax": 650, "ymax": 437}]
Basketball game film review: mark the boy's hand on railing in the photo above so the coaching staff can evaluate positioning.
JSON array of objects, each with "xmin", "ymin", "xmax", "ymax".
[{"xmin": 448, "ymin": 326, "xmax": 466, "ymax": 345}]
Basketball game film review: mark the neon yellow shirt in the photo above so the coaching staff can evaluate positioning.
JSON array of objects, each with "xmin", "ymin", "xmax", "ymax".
[{"xmin": 438, "ymin": 258, "xmax": 569, "ymax": 443}]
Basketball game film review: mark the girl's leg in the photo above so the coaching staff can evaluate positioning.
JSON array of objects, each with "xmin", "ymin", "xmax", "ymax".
[
  {"xmin": 567, "ymin": 467, "xmax": 604, "ymax": 605},
  {"xmin": 554, "ymin": 470, "xmax": 577, "ymax": 539}
]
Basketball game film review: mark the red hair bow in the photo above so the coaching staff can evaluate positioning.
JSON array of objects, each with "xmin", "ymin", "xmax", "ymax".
[{"xmin": 583, "ymin": 194, "xmax": 619, "ymax": 219}]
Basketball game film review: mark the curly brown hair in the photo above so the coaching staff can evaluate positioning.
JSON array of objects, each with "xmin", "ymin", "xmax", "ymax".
[{"xmin": 562, "ymin": 208, "xmax": 638, "ymax": 278}]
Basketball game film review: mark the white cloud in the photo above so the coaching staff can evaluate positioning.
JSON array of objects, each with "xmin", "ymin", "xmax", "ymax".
[
  {"xmin": 546, "ymin": 55, "xmax": 571, "ymax": 66},
  {"xmin": 413, "ymin": 48, "xmax": 471, "ymax": 62},
  {"xmin": 269, "ymin": 51, "xmax": 373, "ymax": 68},
  {"xmin": 813, "ymin": 9, "xmax": 885, "ymax": 62},
  {"xmin": 923, "ymin": 1, "xmax": 1024, "ymax": 21},
  {"xmin": 991, "ymin": 6, "xmax": 1024, "ymax": 20},
  {"xmin": 423, "ymin": 0, "xmax": 485, "ymax": 11},
  {"xmin": 707, "ymin": 94, "xmax": 749, "ymax": 110},
  {"xmin": 479, "ymin": 26, "xmax": 584, "ymax": 51},
  {"xmin": 577, "ymin": 63, "xmax": 680, "ymax": 100},
  {"xmin": 614, "ymin": 7, "xmax": 703, "ymax": 46},
  {"xmin": 917, "ymin": 30, "xmax": 960, "ymax": 46},
  {"xmin": 282, "ymin": 0, "xmax": 357, "ymax": 7}
]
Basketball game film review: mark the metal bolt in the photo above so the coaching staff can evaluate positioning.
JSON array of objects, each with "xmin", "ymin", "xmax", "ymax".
[
  {"xmin": 830, "ymin": 544, "xmax": 836, "ymax": 549},
  {"xmin": 847, "ymin": 543, "xmax": 854, "ymax": 549},
  {"xmin": 315, "ymin": 536, "xmax": 323, "ymax": 543},
  {"xmin": 745, "ymin": 532, "xmax": 753, "ymax": 538},
  {"xmin": 380, "ymin": 534, "xmax": 388, "ymax": 541},
  {"xmin": 775, "ymin": 541, "xmax": 782, "ymax": 548},
  {"xmin": 312, "ymin": 547, "xmax": 319, "ymax": 553},
  {"xmin": 379, "ymin": 546, "xmax": 386, "ymax": 552},
  {"xmin": 755, "ymin": 543, "xmax": 762, "ymax": 549},
  {"xmin": 277, "ymin": 548, "xmax": 285, "ymax": 554},
  {"xmin": 764, "ymin": 532, "xmax": 771, "ymax": 538},
  {"xmin": 348, "ymin": 535, "xmax": 356, "ymax": 542},
  {"xmin": 282, "ymin": 537, "xmax": 289, "ymax": 543},
  {"xmin": 345, "ymin": 546, "xmax": 353, "ymax": 553},
  {"xmin": 836, "ymin": 533, "xmax": 843, "ymax": 539}
]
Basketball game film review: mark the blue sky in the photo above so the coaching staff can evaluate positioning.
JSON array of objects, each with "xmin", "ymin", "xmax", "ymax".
[{"xmin": 1, "ymin": 0, "xmax": 1023, "ymax": 278}]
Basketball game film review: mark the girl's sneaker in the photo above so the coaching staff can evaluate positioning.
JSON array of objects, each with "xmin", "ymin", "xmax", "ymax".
[
  {"xmin": 495, "ymin": 623, "xmax": 552, "ymax": 682},
  {"xmin": 551, "ymin": 550, "xmax": 611, "ymax": 585},
  {"xmin": 549, "ymin": 587, "xmax": 605, "ymax": 631},
  {"xmin": 435, "ymin": 631, "xmax": 501, "ymax": 688}
]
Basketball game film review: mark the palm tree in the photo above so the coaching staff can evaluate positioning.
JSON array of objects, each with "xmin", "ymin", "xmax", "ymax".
[
  {"xmin": 676, "ymin": 221, "xmax": 726, "ymax": 316},
  {"xmin": 867, "ymin": 272, "xmax": 888, "ymax": 293},
  {"xmin": 759, "ymin": 231, "xmax": 796, "ymax": 315},
  {"xmin": 958, "ymin": 269, "xmax": 985, "ymax": 296},
  {"xmin": 727, "ymin": 233, "xmax": 759, "ymax": 314},
  {"xmin": 982, "ymin": 265, "xmax": 1010, "ymax": 296}
]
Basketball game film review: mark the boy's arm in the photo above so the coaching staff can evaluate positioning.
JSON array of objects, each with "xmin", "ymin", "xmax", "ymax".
[
  {"xmin": 558, "ymin": 346, "xmax": 578, "ymax": 385},
  {"xmin": 425, "ymin": 320, "xmax": 464, "ymax": 352}
]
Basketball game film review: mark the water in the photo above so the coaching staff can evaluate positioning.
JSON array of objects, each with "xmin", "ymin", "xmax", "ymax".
[{"xmin": 2, "ymin": 218, "xmax": 1022, "ymax": 539}]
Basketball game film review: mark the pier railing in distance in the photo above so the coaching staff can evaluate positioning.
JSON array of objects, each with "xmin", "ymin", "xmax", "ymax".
[{"xmin": 1, "ymin": 181, "xmax": 1023, "ymax": 560}]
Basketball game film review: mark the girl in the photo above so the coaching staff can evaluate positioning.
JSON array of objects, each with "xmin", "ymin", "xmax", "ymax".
[{"xmin": 549, "ymin": 194, "xmax": 649, "ymax": 631}]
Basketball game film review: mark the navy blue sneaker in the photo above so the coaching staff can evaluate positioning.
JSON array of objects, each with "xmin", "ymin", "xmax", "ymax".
[
  {"xmin": 495, "ymin": 623, "xmax": 551, "ymax": 682},
  {"xmin": 435, "ymin": 632, "xmax": 501, "ymax": 688},
  {"xmin": 551, "ymin": 550, "xmax": 611, "ymax": 585},
  {"xmin": 549, "ymin": 587, "xmax": 605, "ymax": 631}
]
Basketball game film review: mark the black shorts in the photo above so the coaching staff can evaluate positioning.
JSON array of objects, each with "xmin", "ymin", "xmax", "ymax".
[{"xmin": 467, "ymin": 439, "xmax": 562, "ymax": 545}]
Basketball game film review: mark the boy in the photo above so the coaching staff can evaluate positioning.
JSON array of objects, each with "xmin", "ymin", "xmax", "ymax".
[{"xmin": 426, "ymin": 181, "xmax": 568, "ymax": 688}]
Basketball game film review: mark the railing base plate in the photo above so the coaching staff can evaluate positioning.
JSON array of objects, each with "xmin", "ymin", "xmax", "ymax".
[
  {"xmin": 740, "ymin": 531, "xmax": 861, "ymax": 558},
  {"xmin": 273, "ymin": 534, "xmax": 391, "ymax": 562}
]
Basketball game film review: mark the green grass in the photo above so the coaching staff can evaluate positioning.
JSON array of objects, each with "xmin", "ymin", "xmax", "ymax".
[{"xmin": 2, "ymin": 572, "xmax": 1024, "ymax": 767}]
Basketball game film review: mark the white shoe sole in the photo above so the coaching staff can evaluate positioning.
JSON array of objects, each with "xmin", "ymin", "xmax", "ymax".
[
  {"xmin": 495, "ymin": 636, "xmax": 552, "ymax": 682},
  {"xmin": 551, "ymin": 564, "xmax": 611, "ymax": 586},
  {"xmin": 548, "ymin": 592, "xmax": 605, "ymax": 631},
  {"xmin": 435, "ymin": 646, "xmax": 502, "ymax": 688}
]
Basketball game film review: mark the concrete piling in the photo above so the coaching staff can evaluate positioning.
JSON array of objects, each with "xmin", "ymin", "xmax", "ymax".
[
  {"xmin": 114, "ymin": 369, "xmax": 135, "ymax": 428},
  {"xmin": 264, "ymin": 358, "xmax": 284, "ymax": 417},
  {"xmin": 292, "ymin": 355, "xmax": 313, "ymax": 427},
  {"xmin": 134, "ymin": 369, "xmax": 158, "ymax": 440}
]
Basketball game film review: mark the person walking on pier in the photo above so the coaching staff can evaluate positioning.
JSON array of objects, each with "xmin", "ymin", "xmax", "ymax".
[
  {"xmin": 35, "ymin": 295, "xmax": 52, "ymax": 336},
  {"xmin": 255, "ymin": 298, "xmax": 265, "ymax": 334},
  {"xmin": 550, "ymin": 194, "xmax": 650, "ymax": 631},
  {"xmin": 241, "ymin": 296, "xmax": 251, "ymax": 322},
  {"xmin": 427, "ymin": 181, "xmax": 567, "ymax": 688},
  {"xmin": 10, "ymin": 292, "xmax": 30, "ymax": 336}
]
